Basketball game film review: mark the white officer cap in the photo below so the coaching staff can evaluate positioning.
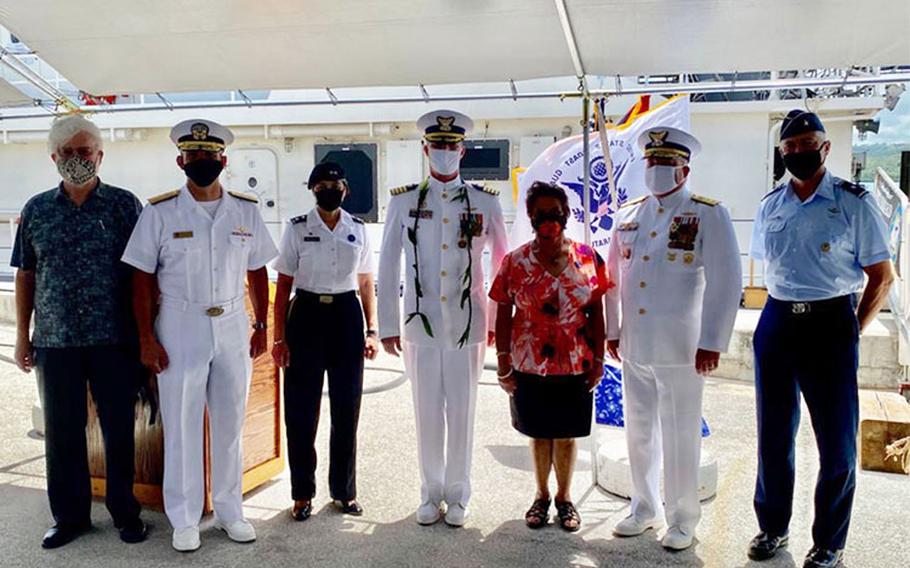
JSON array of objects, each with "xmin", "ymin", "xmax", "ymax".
[
  {"xmin": 169, "ymin": 118, "xmax": 234, "ymax": 152},
  {"xmin": 637, "ymin": 126, "xmax": 701, "ymax": 162},
  {"xmin": 417, "ymin": 109, "xmax": 474, "ymax": 143}
]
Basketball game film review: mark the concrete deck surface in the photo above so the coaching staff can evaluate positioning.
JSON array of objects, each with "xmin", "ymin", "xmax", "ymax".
[{"xmin": 0, "ymin": 326, "xmax": 908, "ymax": 568}]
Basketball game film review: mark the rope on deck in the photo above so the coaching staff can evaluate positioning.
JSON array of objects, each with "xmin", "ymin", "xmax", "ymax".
[{"xmin": 885, "ymin": 436, "xmax": 910, "ymax": 473}]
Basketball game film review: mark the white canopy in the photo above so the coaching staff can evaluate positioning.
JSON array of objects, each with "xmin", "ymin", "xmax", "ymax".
[
  {"xmin": 0, "ymin": 0, "xmax": 907, "ymax": 95},
  {"xmin": 0, "ymin": 77, "xmax": 31, "ymax": 106}
]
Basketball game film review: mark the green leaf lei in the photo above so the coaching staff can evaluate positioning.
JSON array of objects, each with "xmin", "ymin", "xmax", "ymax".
[
  {"xmin": 404, "ymin": 179, "xmax": 479, "ymax": 347},
  {"xmin": 404, "ymin": 178, "xmax": 433, "ymax": 337}
]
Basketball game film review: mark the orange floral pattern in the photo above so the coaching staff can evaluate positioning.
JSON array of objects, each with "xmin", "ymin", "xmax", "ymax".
[{"xmin": 489, "ymin": 240, "xmax": 610, "ymax": 376}]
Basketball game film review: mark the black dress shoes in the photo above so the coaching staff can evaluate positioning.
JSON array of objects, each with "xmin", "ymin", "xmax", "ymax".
[
  {"xmin": 748, "ymin": 531, "xmax": 789, "ymax": 561},
  {"xmin": 334, "ymin": 499, "xmax": 364, "ymax": 516},
  {"xmin": 291, "ymin": 500, "xmax": 313, "ymax": 521},
  {"xmin": 41, "ymin": 522, "xmax": 92, "ymax": 549},
  {"xmin": 803, "ymin": 547, "xmax": 844, "ymax": 568},
  {"xmin": 118, "ymin": 518, "xmax": 149, "ymax": 544}
]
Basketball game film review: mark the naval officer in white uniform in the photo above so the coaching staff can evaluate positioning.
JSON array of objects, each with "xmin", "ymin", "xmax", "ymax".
[
  {"xmin": 122, "ymin": 119, "xmax": 277, "ymax": 552},
  {"xmin": 606, "ymin": 127, "xmax": 741, "ymax": 550},
  {"xmin": 378, "ymin": 110, "xmax": 509, "ymax": 527}
]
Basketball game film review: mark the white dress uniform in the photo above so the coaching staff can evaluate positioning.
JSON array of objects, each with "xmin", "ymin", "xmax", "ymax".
[
  {"xmin": 378, "ymin": 174, "xmax": 508, "ymax": 508},
  {"xmin": 274, "ymin": 207, "xmax": 373, "ymax": 292},
  {"xmin": 606, "ymin": 141, "xmax": 741, "ymax": 534},
  {"xmin": 122, "ymin": 185, "xmax": 277, "ymax": 530}
]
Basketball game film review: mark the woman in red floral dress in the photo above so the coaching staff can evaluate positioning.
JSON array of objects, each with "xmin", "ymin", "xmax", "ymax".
[{"xmin": 490, "ymin": 181, "xmax": 609, "ymax": 532}]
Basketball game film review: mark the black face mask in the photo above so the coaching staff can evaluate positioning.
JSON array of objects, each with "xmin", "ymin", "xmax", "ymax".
[
  {"xmin": 315, "ymin": 187, "xmax": 344, "ymax": 211},
  {"xmin": 783, "ymin": 149, "xmax": 824, "ymax": 181},
  {"xmin": 184, "ymin": 158, "xmax": 223, "ymax": 187},
  {"xmin": 531, "ymin": 210, "xmax": 568, "ymax": 231}
]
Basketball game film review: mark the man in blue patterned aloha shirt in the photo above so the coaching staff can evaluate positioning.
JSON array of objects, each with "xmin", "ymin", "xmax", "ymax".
[{"xmin": 11, "ymin": 114, "xmax": 148, "ymax": 549}]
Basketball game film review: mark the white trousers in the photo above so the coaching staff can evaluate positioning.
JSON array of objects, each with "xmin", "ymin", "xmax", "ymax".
[
  {"xmin": 622, "ymin": 360, "xmax": 704, "ymax": 532},
  {"xmin": 156, "ymin": 305, "xmax": 252, "ymax": 530},
  {"xmin": 403, "ymin": 341, "xmax": 485, "ymax": 506}
]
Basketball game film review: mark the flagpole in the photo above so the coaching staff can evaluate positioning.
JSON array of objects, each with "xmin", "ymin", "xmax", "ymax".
[
  {"xmin": 582, "ymin": 96, "xmax": 592, "ymax": 246},
  {"xmin": 595, "ymin": 98, "xmax": 619, "ymax": 216}
]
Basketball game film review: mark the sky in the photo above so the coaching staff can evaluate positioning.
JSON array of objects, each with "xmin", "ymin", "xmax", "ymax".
[{"xmin": 856, "ymin": 88, "xmax": 910, "ymax": 145}]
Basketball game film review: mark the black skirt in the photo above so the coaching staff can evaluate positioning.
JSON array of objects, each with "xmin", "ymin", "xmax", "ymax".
[{"xmin": 510, "ymin": 371, "xmax": 592, "ymax": 439}]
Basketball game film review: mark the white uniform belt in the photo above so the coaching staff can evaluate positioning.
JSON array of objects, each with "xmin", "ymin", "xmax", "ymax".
[{"xmin": 159, "ymin": 295, "xmax": 245, "ymax": 317}]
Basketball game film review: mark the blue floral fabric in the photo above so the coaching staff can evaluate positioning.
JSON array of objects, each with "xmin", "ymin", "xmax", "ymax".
[{"xmin": 594, "ymin": 362, "xmax": 710, "ymax": 437}]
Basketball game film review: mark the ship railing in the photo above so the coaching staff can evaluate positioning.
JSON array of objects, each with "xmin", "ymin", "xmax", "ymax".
[{"xmin": 871, "ymin": 168, "xmax": 910, "ymax": 374}]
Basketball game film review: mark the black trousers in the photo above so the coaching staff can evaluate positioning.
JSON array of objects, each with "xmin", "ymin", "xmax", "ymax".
[
  {"xmin": 34, "ymin": 345, "xmax": 142, "ymax": 527},
  {"xmin": 284, "ymin": 290, "xmax": 364, "ymax": 501},
  {"xmin": 753, "ymin": 295, "xmax": 859, "ymax": 550}
]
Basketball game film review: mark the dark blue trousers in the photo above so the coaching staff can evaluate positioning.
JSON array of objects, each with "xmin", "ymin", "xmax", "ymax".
[
  {"xmin": 284, "ymin": 290, "xmax": 364, "ymax": 502},
  {"xmin": 753, "ymin": 295, "xmax": 859, "ymax": 550}
]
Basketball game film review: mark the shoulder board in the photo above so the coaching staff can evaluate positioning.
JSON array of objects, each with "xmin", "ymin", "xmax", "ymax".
[
  {"xmin": 390, "ymin": 183, "xmax": 418, "ymax": 196},
  {"xmin": 761, "ymin": 185, "xmax": 786, "ymax": 202},
  {"xmin": 228, "ymin": 190, "xmax": 259, "ymax": 203},
  {"xmin": 350, "ymin": 216, "xmax": 364, "ymax": 225},
  {"xmin": 471, "ymin": 183, "xmax": 500, "ymax": 196},
  {"xmin": 148, "ymin": 189, "xmax": 180, "ymax": 205},
  {"xmin": 691, "ymin": 194, "xmax": 720, "ymax": 207},
  {"xmin": 290, "ymin": 215, "xmax": 307, "ymax": 225},
  {"xmin": 835, "ymin": 179, "xmax": 868, "ymax": 199},
  {"xmin": 620, "ymin": 195, "xmax": 649, "ymax": 209}
]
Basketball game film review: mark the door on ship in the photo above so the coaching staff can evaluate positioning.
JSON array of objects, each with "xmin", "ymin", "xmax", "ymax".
[{"xmin": 225, "ymin": 147, "xmax": 280, "ymax": 224}]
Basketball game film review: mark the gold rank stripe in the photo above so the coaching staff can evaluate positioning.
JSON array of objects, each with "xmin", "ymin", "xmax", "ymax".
[
  {"xmin": 148, "ymin": 189, "xmax": 180, "ymax": 204},
  {"xmin": 644, "ymin": 147, "xmax": 690, "ymax": 160},
  {"xmin": 177, "ymin": 140, "xmax": 225, "ymax": 152},
  {"xmin": 691, "ymin": 194, "xmax": 720, "ymax": 206},
  {"xmin": 229, "ymin": 190, "xmax": 259, "ymax": 203}
]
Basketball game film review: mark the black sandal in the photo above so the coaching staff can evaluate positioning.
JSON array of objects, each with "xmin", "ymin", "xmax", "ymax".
[
  {"xmin": 555, "ymin": 500, "xmax": 581, "ymax": 532},
  {"xmin": 524, "ymin": 498, "xmax": 550, "ymax": 529}
]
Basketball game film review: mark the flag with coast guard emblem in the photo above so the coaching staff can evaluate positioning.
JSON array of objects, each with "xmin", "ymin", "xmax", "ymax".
[
  {"xmin": 510, "ymin": 94, "xmax": 690, "ymax": 256},
  {"xmin": 509, "ymin": 95, "xmax": 708, "ymax": 435}
]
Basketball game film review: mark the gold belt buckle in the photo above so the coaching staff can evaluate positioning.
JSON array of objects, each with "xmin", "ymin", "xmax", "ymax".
[
  {"xmin": 319, "ymin": 295, "xmax": 333, "ymax": 304},
  {"xmin": 205, "ymin": 306, "xmax": 225, "ymax": 317}
]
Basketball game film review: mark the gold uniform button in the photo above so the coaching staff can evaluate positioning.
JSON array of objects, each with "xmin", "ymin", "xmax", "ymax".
[
  {"xmin": 639, "ymin": 308, "xmax": 647, "ymax": 315},
  {"xmin": 643, "ymin": 255, "xmax": 650, "ymax": 261},
  {"xmin": 639, "ymin": 281, "xmax": 647, "ymax": 288},
  {"xmin": 441, "ymin": 270, "xmax": 448, "ymax": 277},
  {"xmin": 442, "ymin": 244, "xmax": 449, "ymax": 250},
  {"xmin": 441, "ymin": 192, "xmax": 448, "ymax": 199},
  {"xmin": 650, "ymin": 231, "xmax": 657, "ymax": 238},
  {"xmin": 441, "ymin": 296, "xmax": 448, "ymax": 302},
  {"xmin": 443, "ymin": 217, "xmax": 450, "ymax": 224},
  {"xmin": 658, "ymin": 207, "xmax": 665, "ymax": 213}
]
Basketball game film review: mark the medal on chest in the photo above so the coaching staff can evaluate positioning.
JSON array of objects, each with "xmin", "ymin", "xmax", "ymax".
[{"xmin": 668, "ymin": 215, "xmax": 699, "ymax": 251}]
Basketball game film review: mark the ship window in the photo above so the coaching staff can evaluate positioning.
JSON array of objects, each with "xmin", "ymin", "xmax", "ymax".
[
  {"xmin": 314, "ymin": 143, "xmax": 378, "ymax": 222},
  {"xmin": 460, "ymin": 139, "xmax": 510, "ymax": 180}
]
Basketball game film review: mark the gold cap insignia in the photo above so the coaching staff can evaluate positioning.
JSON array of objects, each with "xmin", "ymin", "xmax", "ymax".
[
  {"xmin": 649, "ymin": 130, "xmax": 669, "ymax": 147},
  {"xmin": 191, "ymin": 122, "xmax": 210, "ymax": 140},
  {"xmin": 437, "ymin": 116, "xmax": 455, "ymax": 132}
]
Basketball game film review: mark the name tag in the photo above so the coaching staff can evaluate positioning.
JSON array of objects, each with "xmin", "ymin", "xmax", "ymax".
[
  {"xmin": 303, "ymin": 236, "xmax": 321, "ymax": 242},
  {"xmin": 617, "ymin": 222, "xmax": 638, "ymax": 232},
  {"xmin": 173, "ymin": 231, "xmax": 194, "ymax": 239},
  {"xmin": 409, "ymin": 209, "xmax": 433, "ymax": 219}
]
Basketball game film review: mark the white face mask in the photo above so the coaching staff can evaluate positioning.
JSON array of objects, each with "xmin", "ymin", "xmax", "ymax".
[
  {"xmin": 428, "ymin": 148, "xmax": 461, "ymax": 176},
  {"xmin": 644, "ymin": 164, "xmax": 683, "ymax": 195}
]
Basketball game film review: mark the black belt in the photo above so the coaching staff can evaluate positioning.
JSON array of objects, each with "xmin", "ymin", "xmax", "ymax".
[
  {"xmin": 767, "ymin": 295, "xmax": 854, "ymax": 315},
  {"xmin": 295, "ymin": 289, "xmax": 356, "ymax": 305}
]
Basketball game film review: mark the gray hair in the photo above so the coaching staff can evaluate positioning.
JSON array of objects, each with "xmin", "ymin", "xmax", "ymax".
[{"xmin": 47, "ymin": 114, "xmax": 103, "ymax": 155}]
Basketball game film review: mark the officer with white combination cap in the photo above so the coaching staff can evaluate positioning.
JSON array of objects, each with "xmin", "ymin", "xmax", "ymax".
[
  {"xmin": 606, "ymin": 126, "xmax": 742, "ymax": 550},
  {"xmin": 377, "ymin": 109, "xmax": 509, "ymax": 527},
  {"xmin": 122, "ymin": 118, "xmax": 278, "ymax": 552}
]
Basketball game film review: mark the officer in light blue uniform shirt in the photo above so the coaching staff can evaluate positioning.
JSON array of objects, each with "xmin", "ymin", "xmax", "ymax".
[{"xmin": 747, "ymin": 110, "xmax": 894, "ymax": 568}]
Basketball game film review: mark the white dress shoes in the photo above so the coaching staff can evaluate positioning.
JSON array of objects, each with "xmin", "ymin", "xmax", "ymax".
[
  {"xmin": 214, "ymin": 518, "xmax": 257, "ymax": 543},
  {"xmin": 172, "ymin": 526, "xmax": 200, "ymax": 552},
  {"xmin": 612, "ymin": 515, "xmax": 663, "ymax": 537}
]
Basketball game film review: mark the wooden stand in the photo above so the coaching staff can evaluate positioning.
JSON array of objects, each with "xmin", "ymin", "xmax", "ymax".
[
  {"xmin": 859, "ymin": 390, "xmax": 910, "ymax": 475},
  {"xmin": 743, "ymin": 259, "xmax": 768, "ymax": 309},
  {"xmin": 87, "ymin": 286, "xmax": 283, "ymax": 509}
]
